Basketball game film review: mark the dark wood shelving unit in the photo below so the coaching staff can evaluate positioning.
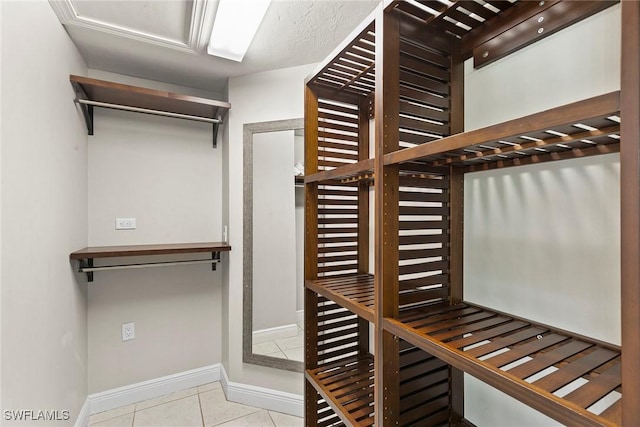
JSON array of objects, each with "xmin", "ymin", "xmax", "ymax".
[
  {"xmin": 69, "ymin": 75, "xmax": 231, "ymax": 147},
  {"xmin": 70, "ymin": 242, "xmax": 231, "ymax": 282},
  {"xmin": 305, "ymin": 1, "xmax": 632, "ymax": 426}
]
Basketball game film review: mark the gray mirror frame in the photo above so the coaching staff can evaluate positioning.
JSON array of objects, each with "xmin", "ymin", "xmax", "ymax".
[{"xmin": 243, "ymin": 118, "xmax": 304, "ymax": 372}]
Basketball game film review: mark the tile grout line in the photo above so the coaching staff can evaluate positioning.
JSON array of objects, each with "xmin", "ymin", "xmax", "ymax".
[
  {"xmin": 132, "ymin": 392, "xmax": 197, "ymax": 414},
  {"xmin": 210, "ymin": 408, "xmax": 263, "ymax": 426},
  {"xmin": 273, "ymin": 340, "xmax": 290, "ymax": 360},
  {"xmin": 197, "ymin": 391, "xmax": 206, "ymax": 427},
  {"xmin": 267, "ymin": 410, "xmax": 278, "ymax": 427}
]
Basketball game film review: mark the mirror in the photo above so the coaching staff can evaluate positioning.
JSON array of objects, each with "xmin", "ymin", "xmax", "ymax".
[{"xmin": 243, "ymin": 118, "xmax": 304, "ymax": 372}]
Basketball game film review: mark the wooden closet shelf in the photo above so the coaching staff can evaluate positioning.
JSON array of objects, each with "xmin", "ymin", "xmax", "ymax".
[
  {"xmin": 384, "ymin": 91, "xmax": 621, "ymax": 170},
  {"xmin": 305, "ymin": 355, "xmax": 375, "ymax": 427},
  {"xmin": 70, "ymin": 242, "xmax": 231, "ymax": 260},
  {"xmin": 384, "ymin": 302, "xmax": 621, "ymax": 427},
  {"xmin": 69, "ymin": 75, "xmax": 230, "ymax": 147},
  {"xmin": 306, "ymin": 274, "xmax": 375, "ymax": 323},
  {"xmin": 70, "ymin": 242, "xmax": 231, "ymax": 282}
]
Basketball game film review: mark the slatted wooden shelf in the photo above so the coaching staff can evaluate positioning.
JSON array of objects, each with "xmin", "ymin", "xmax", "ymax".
[
  {"xmin": 384, "ymin": 91, "xmax": 621, "ymax": 170},
  {"xmin": 305, "ymin": 355, "xmax": 375, "ymax": 427},
  {"xmin": 307, "ymin": 21, "xmax": 376, "ymax": 99},
  {"xmin": 306, "ymin": 275, "xmax": 375, "ymax": 323},
  {"xmin": 384, "ymin": 302, "xmax": 621, "ymax": 427}
]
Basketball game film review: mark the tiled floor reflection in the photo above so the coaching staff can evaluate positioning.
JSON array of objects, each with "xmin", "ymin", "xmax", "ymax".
[
  {"xmin": 252, "ymin": 325, "xmax": 304, "ymax": 362},
  {"xmin": 88, "ymin": 382, "xmax": 303, "ymax": 427}
]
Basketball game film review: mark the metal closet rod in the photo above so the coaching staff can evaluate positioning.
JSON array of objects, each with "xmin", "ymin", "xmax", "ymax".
[
  {"xmin": 80, "ymin": 258, "xmax": 220, "ymax": 273},
  {"xmin": 76, "ymin": 99, "xmax": 222, "ymax": 124}
]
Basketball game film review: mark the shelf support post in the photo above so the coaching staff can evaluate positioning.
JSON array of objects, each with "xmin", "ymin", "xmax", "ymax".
[
  {"xmin": 621, "ymin": 1, "xmax": 640, "ymax": 425},
  {"xmin": 449, "ymin": 39, "xmax": 466, "ymax": 424},
  {"xmin": 303, "ymin": 82, "xmax": 320, "ymax": 424},
  {"xmin": 374, "ymin": 5, "xmax": 401, "ymax": 426}
]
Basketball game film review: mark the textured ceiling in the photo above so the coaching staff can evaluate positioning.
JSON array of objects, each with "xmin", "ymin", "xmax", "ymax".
[{"xmin": 50, "ymin": 0, "xmax": 381, "ymax": 92}]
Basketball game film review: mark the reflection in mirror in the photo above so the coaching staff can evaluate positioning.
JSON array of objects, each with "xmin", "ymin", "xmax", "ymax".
[{"xmin": 243, "ymin": 119, "xmax": 304, "ymax": 372}]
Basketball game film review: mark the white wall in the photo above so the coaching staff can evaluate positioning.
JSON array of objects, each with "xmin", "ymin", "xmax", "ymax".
[
  {"xmin": 226, "ymin": 64, "xmax": 316, "ymax": 395},
  {"xmin": 1, "ymin": 1, "xmax": 88, "ymax": 424},
  {"xmin": 463, "ymin": 5, "xmax": 621, "ymax": 426},
  {"xmin": 252, "ymin": 130, "xmax": 297, "ymax": 331},
  {"xmin": 86, "ymin": 69, "xmax": 225, "ymax": 393}
]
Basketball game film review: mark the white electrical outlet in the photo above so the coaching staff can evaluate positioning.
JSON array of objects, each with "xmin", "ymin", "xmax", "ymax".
[
  {"xmin": 122, "ymin": 322, "xmax": 135, "ymax": 341},
  {"xmin": 116, "ymin": 218, "xmax": 136, "ymax": 230}
]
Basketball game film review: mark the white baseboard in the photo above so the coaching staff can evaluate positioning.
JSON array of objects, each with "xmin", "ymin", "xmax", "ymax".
[
  {"xmin": 79, "ymin": 363, "xmax": 304, "ymax": 427},
  {"xmin": 80, "ymin": 362, "xmax": 303, "ymax": 425},
  {"xmin": 74, "ymin": 397, "xmax": 90, "ymax": 427},
  {"xmin": 220, "ymin": 366, "xmax": 303, "ymax": 418},
  {"xmin": 252, "ymin": 323, "xmax": 299, "ymax": 345},
  {"xmin": 296, "ymin": 310, "xmax": 304, "ymax": 325},
  {"xmin": 87, "ymin": 364, "xmax": 221, "ymax": 416}
]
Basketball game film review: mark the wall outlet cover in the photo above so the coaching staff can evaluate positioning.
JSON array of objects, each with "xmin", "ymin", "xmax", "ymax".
[
  {"xmin": 122, "ymin": 322, "xmax": 135, "ymax": 341},
  {"xmin": 116, "ymin": 218, "xmax": 136, "ymax": 230}
]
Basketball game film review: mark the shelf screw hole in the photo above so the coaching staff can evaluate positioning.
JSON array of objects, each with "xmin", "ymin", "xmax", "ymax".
[
  {"xmin": 536, "ymin": 334, "xmax": 543, "ymax": 340},
  {"xmin": 538, "ymin": 16, "xmax": 544, "ymax": 23},
  {"xmin": 538, "ymin": 28, "xmax": 544, "ymax": 34},
  {"xmin": 539, "ymin": 1, "xmax": 544, "ymax": 5},
  {"xmin": 482, "ymin": 51, "xmax": 489, "ymax": 58}
]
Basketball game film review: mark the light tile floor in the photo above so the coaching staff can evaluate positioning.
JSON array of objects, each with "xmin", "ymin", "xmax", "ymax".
[
  {"xmin": 88, "ymin": 382, "xmax": 303, "ymax": 427},
  {"xmin": 252, "ymin": 326, "xmax": 304, "ymax": 362}
]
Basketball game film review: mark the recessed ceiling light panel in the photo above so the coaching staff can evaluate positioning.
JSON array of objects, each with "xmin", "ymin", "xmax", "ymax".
[{"xmin": 207, "ymin": 0, "xmax": 271, "ymax": 62}]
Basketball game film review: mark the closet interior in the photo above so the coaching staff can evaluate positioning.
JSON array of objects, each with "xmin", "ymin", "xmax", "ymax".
[{"xmin": 303, "ymin": 1, "xmax": 637, "ymax": 425}]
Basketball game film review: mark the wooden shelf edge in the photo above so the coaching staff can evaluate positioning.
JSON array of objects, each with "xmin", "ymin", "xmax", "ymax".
[
  {"xmin": 384, "ymin": 91, "xmax": 621, "ymax": 166},
  {"xmin": 383, "ymin": 309, "xmax": 620, "ymax": 427},
  {"xmin": 70, "ymin": 242, "xmax": 231, "ymax": 260},
  {"xmin": 305, "ymin": 159, "xmax": 375, "ymax": 184}
]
